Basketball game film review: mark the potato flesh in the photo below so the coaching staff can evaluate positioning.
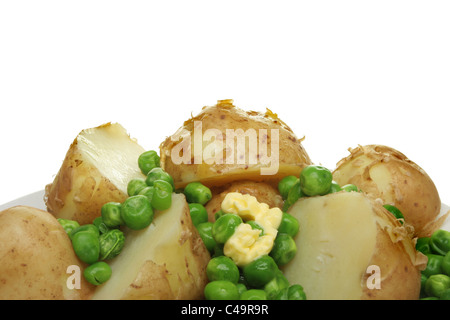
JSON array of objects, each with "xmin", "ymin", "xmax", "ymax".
[
  {"xmin": 283, "ymin": 192, "xmax": 377, "ymax": 300},
  {"xmin": 76, "ymin": 123, "xmax": 145, "ymax": 194},
  {"xmin": 92, "ymin": 194, "xmax": 209, "ymax": 300}
]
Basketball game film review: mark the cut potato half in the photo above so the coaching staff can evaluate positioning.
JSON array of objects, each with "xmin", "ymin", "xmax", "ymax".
[
  {"xmin": 160, "ymin": 99, "xmax": 312, "ymax": 189},
  {"xmin": 282, "ymin": 191, "xmax": 425, "ymax": 300},
  {"xmin": 45, "ymin": 123, "xmax": 146, "ymax": 225},
  {"xmin": 91, "ymin": 193, "xmax": 210, "ymax": 300}
]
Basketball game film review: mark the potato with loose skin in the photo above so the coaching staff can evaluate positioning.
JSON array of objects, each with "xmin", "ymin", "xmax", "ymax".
[
  {"xmin": 205, "ymin": 180, "xmax": 283, "ymax": 222},
  {"xmin": 282, "ymin": 191, "xmax": 426, "ymax": 300},
  {"xmin": 45, "ymin": 123, "xmax": 146, "ymax": 225},
  {"xmin": 0, "ymin": 206, "xmax": 95, "ymax": 300},
  {"xmin": 159, "ymin": 99, "xmax": 312, "ymax": 190},
  {"xmin": 91, "ymin": 193, "xmax": 210, "ymax": 300},
  {"xmin": 332, "ymin": 145, "xmax": 441, "ymax": 237}
]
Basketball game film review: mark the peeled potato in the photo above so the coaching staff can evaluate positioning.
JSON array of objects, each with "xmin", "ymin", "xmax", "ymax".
[
  {"xmin": 91, "ymin": 193, "xmax": 210, "ymax": 300},
  {"xmin": 159, "ymin": 99, "xmax": 312, "ymax": 189},
  {"xmin": 332, "ymin": 145, "xmax": 441, "ymax": 237},
  {"xmin": 0, "ymin": 206, "xmax": 95, "ymax": 300},
  {"xmin": 282, "ymin": 191, "xmax": 425, "ymax": 300},
  {"xmin": 45, "ymin": 123, "xmax": 146, "ymax": 225}
]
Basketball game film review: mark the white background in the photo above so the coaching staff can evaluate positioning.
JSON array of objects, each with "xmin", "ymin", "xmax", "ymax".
[{"xmin": 1, "ymin": 1, "xmax": 449, "ymax": 206}]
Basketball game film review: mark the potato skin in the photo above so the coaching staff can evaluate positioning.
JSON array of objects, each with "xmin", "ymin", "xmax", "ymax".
[
  {"xmin": 205, "ymin": 180, "xmax": 283, "ymax": 222},
  {"xmin": 0, "ymin": 206, "xmax": 95, "ymax": 300},
  {"xmin": 160, "ymin": 99, "xmax": 312, "ymax": 189},
  {"xmin": 333, "ymin": 145, "xmax": 441, "ymax": 237}
]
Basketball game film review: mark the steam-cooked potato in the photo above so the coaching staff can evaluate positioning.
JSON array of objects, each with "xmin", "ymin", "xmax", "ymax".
[
  {"xmin": 159, "ymin": 99, "xmax": 312, "ymax": 189},
  {"xmin": 282, "ymin": 191, "xmax": 426, "ymax": 300},
  {"xmin": 45, "ymin": 123, "xmax": 146, "ymax": 225},
  {"xmin": 91, "ymin": 193, "xmax": 210, "ymax": 300},
  {"xmin": 332, "ymin": 145, "xmax": 441, "ymax": 237},
  {"xmin": 205, "ymin": 180, "xmax": 283, "ymax": 221},
  {"xmin": 0, "ymin": 206, "xmax": 95, "ymax": 300}
]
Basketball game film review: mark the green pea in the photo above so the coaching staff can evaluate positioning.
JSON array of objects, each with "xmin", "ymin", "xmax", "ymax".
[
  {"xmin": 383, "ymin": 204, "xmax": 405, "ymax": 224},
  {"xmin": 121, "ymin": 195, "xmax": 154, "ymax": 230},
  {"xmin": 101, "ymin": 202, "xmax": 124, "ymax": 228},
  {"xmin": 204, "ymin": 280, "xmax": 240, "ymax": 300},
  {"xmin": 83, "ymin": 261, "xmax": 112, "ymax": 285},
  {"xmin": 214, "ymin": 210, "xmax": 225, "ymax": 221},
  {"xmin": 138, "ymin": 186, "xmax": 155, "ymax": 203},
  {"xmin": 138, "ymin": 150, "xmax": 160, "ymax": 175},
  {"xmin": 430, "ymin": 229, "xmax": 450, "ymax": 255},
  {"xmin": 151, "ymin": 180, "xmax": 173, "ymax": 211},
  {"xmin": 278, "ymin": 176, "xmax": 299, "ymax": 200},
  {"xmin": 236, "ymin": 283, "xmax": 248, "ymax": 296},
  {"xmin": 442, "ymin": 251, "xmax": 450, "ymax": 276},
  {"xmin": 196, "ymin": 222, "xmax": 217, "ymax": 252},
  {"xmin": 425, "ymin": 274, "xmax": 450, "ymax": 298},
  {"xmin": 246, "ymin": 221, "xmax": 264, "ymax": 235},
  {"xmin": 189, "ymin": 203, "xmax": 208, "ymax": 227},
  {"xmin": 283, "ymin": 180, "xmax": 304, "ymax": 212},
  {"xmin": 421, "ymin": 273, "xmax": 428, "ymax": 295},
  {"xmin": 327, "ymin": 181, "xmax": 342, "ymax": 194},
  {"xmin": 71, "ymin": 231, "xmax": 100, "ymax": 264},
  {"xmin": 212, "ymin": 214, "xmax": 242, "ymax": 244},
  {"xmin": 416, "ymin": 237, "xmax": 432, "ymax": 255},
  {"xmin": 57, "ymin": 218, "xmax": 80, "ymax": 235},
  {"xmin": 278, "ymin": 212, "xmax": 299, "ymax": 238},
  {"xmin": 240, "ymin": 289, "xmax": 267, "ymax": 300},
  {"xmin": 127, "ymin": 178, "xmax": 148, "ymax": 197},
  {"xmin": 183, "ymin": 182, "xmax": 212, "ymax": 205},
  {"xmin": 145, "ymin": 167, "xmax": 175, "ymax": 191},
  {"xmin": 263, "ymin": 269, "xmax": 290, "ymax": 299},
  {"xmin": 242, "ymin": 255, "xmax": 278, "ymax": 288},
  {"xmin": 69, "ymin": 224, "xmax": 99, "ymax": 241},
  {"xmin": 99, "ymin": 229, "xmax": 125, "ymax": 260},
  {"xmin": 93, "ymin": 217, "xmax": 110, "ymax": 234},
  {"xmin": 299, "ymin": 165, "xmax": 333, "ymax": 196},
  {"xmin": 440, "ymin": 288, "xmax": 450, "ymax": 300},
  {"xmin": 420, "ymin": 296, "xmax": 439, "ymax": 300},
  {"xmin": 206, "ymin": 256, "xmax": 240, "ymax": 284},
  {"xmin": 274, "ymin": 287, "xmax": 289, "ymax": 300},
  {"xmin": 341, "ymin": 184, "xmax": 359, "ymax": 192},
  {"xmin": 422, "ymin": 254, "xmax": 444, "ymax": 277},
  {"xmin": 270, "ymin": 233, "xmax": 297, "ymax": 266},
  {"xmin": 287, "ymin": 284, "xmax": 307, "ymax": 300},
  {"xmin": 212, "ymin": 243, "xmax": 225, "ymax": 258}
]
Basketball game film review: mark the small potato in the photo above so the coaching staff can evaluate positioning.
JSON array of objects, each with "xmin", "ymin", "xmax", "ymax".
[
  {"xmin": 45, "ymin": 123, "xmax": 146, "ymax": 225},
  {"xmin": 160, "ymin": 99, "xmax": 312, "ymax": 190},
  {"xmin": 333, "ymin": 145, "xmax": 441, "ymax": 237},
  {"xmin": 91, "ymin": 193, "xmax": 210, "ymax": 300},
  {"xmin": 205, "ymin": 180, "xmax": 283, "ymax": 221},
  {"xmin": 0, "ymin": 206, "xmax": 95, "ymax": 300},
  {"xmin": 282, "ymin": 191, "xmax": 426, "ymax": 300}
]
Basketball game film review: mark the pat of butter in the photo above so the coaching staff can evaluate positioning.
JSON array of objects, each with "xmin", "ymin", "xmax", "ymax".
[{"xmin": 221, "ymin": 192, "xmax": 282, "ymax": 267}]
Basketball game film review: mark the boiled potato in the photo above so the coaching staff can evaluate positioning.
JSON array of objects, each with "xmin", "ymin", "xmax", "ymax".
[
  {"xmin": 332, "ymin": 145, "xmax": 441, "ymax": 237},
  {"xmin": 91, "ymin": 193, "xmax": 210, "ymax": 300},
  {"xmin": 282, "ymin": 191, "xmax": 426, "ymax": 300},
  {"xmin": 205, "ymin": 180, "xmax": 283, "ymax": 221},
  {"xmin": 159, "ymin": 99, "xmax": 312, "ymax": 189},
  {"xmin": 0, "ymin": 206, "xmax": 95, "ymax": 300},
  {"xmin": 45, "ymin": 123, "xmax": 146, "ymax": 225}
]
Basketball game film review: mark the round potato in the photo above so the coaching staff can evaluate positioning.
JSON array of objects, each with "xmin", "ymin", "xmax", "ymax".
[
  {"xmin": 159, "ymin": 99, "xmax": 312, "ymax": 189},
  {"xmin": 0, "ymin": 206, "xmax": 95, "ymax": 300},
  {"xmin": 205, "ymin": 180, "xmax": 283, "ymax": 222},
  {"xmin": 282, "ymin": 191, "xmax": 426, "ymax": 300},
  {"xmin": 332, "ymin": 145, "xmax": 441, "ymax": 237},
  {"xmin": 45, "ymin": 123, "xmax": 146, "ymax": 225}
]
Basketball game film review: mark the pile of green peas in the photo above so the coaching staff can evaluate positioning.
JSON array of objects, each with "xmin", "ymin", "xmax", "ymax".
[
  {"xmin": 181, "ymin": 180, "xmax": 306, "ymax": 300},
  {"xmin": 416, "ymin": 229, "xmax": 450, "ymax": 299},
  {"xmin": 58, "ymin": 149, "xmax": 176, "ymax": 286}
]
